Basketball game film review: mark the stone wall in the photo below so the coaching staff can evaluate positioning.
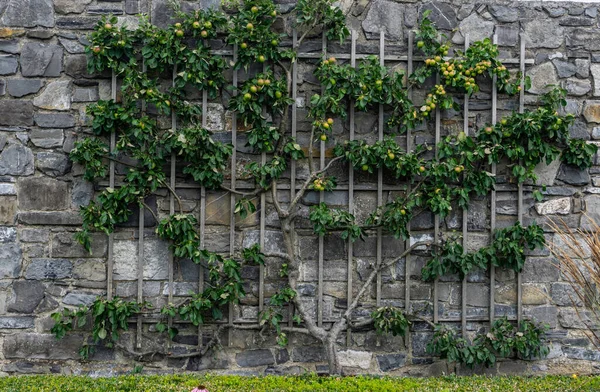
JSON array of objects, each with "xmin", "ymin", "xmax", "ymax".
[{"xmin": 1, "ymin": 0, "xmax": 600, "ymax": 376}]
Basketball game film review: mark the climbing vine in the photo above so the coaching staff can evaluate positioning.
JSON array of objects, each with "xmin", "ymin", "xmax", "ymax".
[{"xmin": 51, "ymin": 0, "xmax": 597, "ymax": 372}]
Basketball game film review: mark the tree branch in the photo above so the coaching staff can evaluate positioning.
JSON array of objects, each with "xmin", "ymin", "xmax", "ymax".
[
  {"xmin": 159, "ymin": 179, "xmax": 183, "ymax": 214},
  {"xmin": 288, "ymin": 155, "xmax": 344, "ymax": 212}
]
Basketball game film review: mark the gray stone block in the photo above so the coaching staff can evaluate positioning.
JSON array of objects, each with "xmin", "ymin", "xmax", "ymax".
[
  {"xmin": 25, "ymin": 258, "xmax": 72, "ymax": 280},
  {"xmin": 34, "ymin": 113, "xmax": 75, "ymax": 128},
  {"xmin": 0, "ymin": 243, "xmax": 22, "ymax": 278},
  {"xmin": 488, "ymin": 5, "xmax": 518, "ymax": 23},
  {"xmin": 7, "ymin": 280, "xmax": 45, "ymax": 313},
  {"xmin": 18, "ymin": 177, "xmax": 69, "ymax": 211},
  {"xmin": 113, "ymin": 239, "xmax": 169, "ymax": 280},
  {"xmin": 291, "ymin": 346, "xmax": 325, "ymax": 362},
  {"xmin": 4, "ymin": 333, "xmax": 82, "ymax": 359},
  {"xmin": 18, "ymin": 211, "xmax": 82, "ymax": 226},
  {"xmin": 30, "ymin": 129, "xmax": 64, "ymax": 148},
  {"xmin": 52, "ymin": 232, "xmax": 106, "ymax": 258},
  {"xmin": 0, "ymin": 40, "xmax": 19, "ymax": 54},
  {"xmin": 362, "ymin": 0, "xmax": 404, "ymax": 41},
  {"xmin": 557, "ymin": 164, "xmax": 590, "ymax": 186},
  {"xmin": 63, "ymin": 292, "xmax": 98, "ymax": 306},
  {"xmin": 7, "ymin": 79, "xmax": 44, "ymax": 98},
  {"xmin": 36, "ymin": 152, "xmax": 72, "ymax": 177},
  {"xmin": 55, "ymin": 17, "xmax": 98, "ymax": 30},
  {"xmin": 20, "ymin": 43, "xmax": 63, "ymax": 77},
  {"xmin": 0, "ymin": 227, "xmax": 16, "ymax": 243},
  {"xmin": 0, "ymin": 101, "xmax": 34, "ymax": 126},
  {"xmin": 33, "ymin": 80, "xmax": 71, "ymax": 111},
  {"xmin": 0, "ymin": 55, "xmax": 18, "ymax": 75},
  {"xmin": 236, "ymin": 349, "xmax": 275, "ymax": 367},
  {"xmin": 0, "ymin": 317, "xmax": 35, "ymax": 329},
  {"xmin": 0, "ymin": 144, "xmax": 34, "ymax": 176},
  {"xmin": 377, "ymin": 353, "xmax": 406, "ymax": 372},
  {"xmin": 0, "ymin": 0, "xmax": 54, "ymax": 28},
  {"xmin": 420, "ymin": 2, "xmax": 457, "ymax": 30}
]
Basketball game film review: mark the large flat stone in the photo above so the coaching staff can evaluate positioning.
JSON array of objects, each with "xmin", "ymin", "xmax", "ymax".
[
  {"xmin": 377, "ymin": 353, "xmax": 407, "ymax": 372},
  {"xmin": 35, "ymin": 152, "xmax": 71, "ymax": 177},
  {"xmin": 0, "ymin": 196, "xmax": 17, "ymax": 225},
  {"xmin": 535, "ymin": 197, "xmax": 571, "ymax": 215},
  {"xmin": 0, "ymin": 227, "xmax": 16, "ymax": 242},
  {"xmin": 0, "ymin": 143, "xmax": 34, "ymax": 176},
  {"xmin": 419, "ymin": 2, "xmax": 457, "ymax": 30},
  {"xmin": 54, "ymin": 0, "xmax": 92, "ymax": 14},
  {"xmin": 20, "ymin": 43, "xmax": 63, "ymax": 77},
  {"xmin": 362, "ymin": 0, "xmax": 404, "ymax": 41},
  {"xmin": 52, "ymin": 232, "xmax": 107, "ymax": 258},
  {"xmin": 25, "ymin": 258, "xmax": 72, "ymax": 280},
  {"xmin": 0, "ymin": 0, "xmax": 55, "ymax": 28},
  {"xmin": 0, "ymin": 55, "xmax": 18, "ymax": 75},
  {"xmin": 33, "ymin": 80, "xmax": 71, "ymax": 111},
  {"xmin": 7, "ymin": 79, "xmax": 44, "ymax": 98},
  {"xmin": 452, "ymin": 12, "xmax": 494, "ymax": 44},
  {"xmin": 18, "ymin": 177, "xmax": 69, "ymax": 210},
  {"xmin": 0, "ymin": 243, "xmax": 22, "ymax": 278},
  {"xmin": 18, "ymin": 211, "xmax": 82, "ymax": 226},
  {"xmin": 236, "ymin": 349, "xmax": 275, "ymax": 367},
  {"xmin": 528, "ymin": 62, "xmax": 559, "ymax": 95},
  {"xmin": 0, "ymin": 101, "xmax": 34, "ymax": 126},
  {"xmin": 524, "ymin": 19, "xmax": 564, "ymax": 49},
  {"xmin": 34, "ymin": 113, "xmax": 75, "ymax": 128},
  {"xmin": 338, "ymin": 350, "xmax": 372, "ymax": 370},
  {"xmin": 4, "ymin": 333, "xmax": 82, "ymax": 359},
  {"xmin": 7, "ymin": 280, "xmax": 45, "ymax": 313},
  {"xmin": 113, "ymin": 239, "xmax": 169, "ymax": 280},
  {"xmin": 29, "ymin": 129, "xmax": 64, "ymax": 148}
]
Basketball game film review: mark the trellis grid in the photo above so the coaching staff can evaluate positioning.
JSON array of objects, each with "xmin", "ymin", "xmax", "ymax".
[{"xmin": 103, "ymin": 25, "xmax": 534, "ymax": 353}]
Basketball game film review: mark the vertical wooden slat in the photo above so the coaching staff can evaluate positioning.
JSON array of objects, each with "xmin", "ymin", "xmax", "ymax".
[
  {"xmin": 462, "ymin": 35, "xmax": 470, "ymax": 337},
  {"xmin": 318, "ymin": 33, "xmax": 327, "ymax": 328},
  {"xmin": 136, "ymin": 205, "xmax": 144, "ymax": 349},
  {"xmin": 107, "ymin": 71, "xmax": 117, "ymax": 300},
  {"xmin": 376, "ymin": 31, "xmax": 384, "ymax": 310},
  {"xmin": 168, "ymin": 66, "xmax": 177, "ymax": 347},
  {"xmin": 289, "ymin": 31, "xmax": 298, "ymax": 329},
  {"xmin": 230, "ymin": 45, "xmax": 239, "ymax": 342},
  {"xmin": 517, "ymin": 33, "xmax": 526, "ymax": 324},
  {"xmin": 199, "ymin": 88, "xmax": 208, "ymax": 348},
  {"xmin": 433, "ymin": 72, "xmax": 441, "ymax": 324},
  {"xmin": 490, "ymin": 35, "xmax": 498, "ymax": 327},
  {"xmin": 346, "ymin": 29, "xmax": 356, "ymax": 346},
  {"xmin": 259, "ymin": 60, "xmax": 268, "ymax": 315},
  {"xmin": 405, "ymin": 31, "xmax": 413, "ymax": 351}
]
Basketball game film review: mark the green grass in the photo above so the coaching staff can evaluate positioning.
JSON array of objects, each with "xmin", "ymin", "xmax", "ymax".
[{"xmin": 0, "ymin": 375, "xmax": 599, "ymax": 392}]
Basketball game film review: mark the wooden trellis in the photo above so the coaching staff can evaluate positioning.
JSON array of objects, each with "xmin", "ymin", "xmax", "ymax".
[{"xmin": 104, "ymin": 25, "xmax": 534, "ymax": 354}]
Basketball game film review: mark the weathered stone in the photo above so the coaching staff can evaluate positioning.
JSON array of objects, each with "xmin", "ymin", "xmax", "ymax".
[
  {"xmin": 452, "ymin": 13, "xmax": 494, "ymax": 44},
  {"xmin": 553, "ymin": 60, "xmax": 577, "ymax": 79},
  {"xmin": 523, "ymin": 20, "xmax": 564, "ymax": 49},
  {"xmin": 7, "ymin": 79, "xmax": 44, "ymax": 98},
  {"xmin": 36, "ymin": 152, "xmax": 71, "ymax": 177},
  {"xmin": 20, "ymin": 43, "xmax": 63, "ymax": 77},
  {"xmin": 72, "ymin": 259, "xmax": 106, "ymax": 282},
  {"xmin": 63, "ymin": 292, "xmax": 99, "ymax": 306},
  {"xmin": 113, "ymin": 240, "xmax": 169, "ymax": 280},
  {"xmin": 291, "ymin": 346, "xmax": 325, "ymax": 362},
  {"xmin": 534, "ymin": 158, "xmax": 561, "ymax": 186},
  {"xmin": 377, "ymin": 353, "xmax": 406, "ymax": 372},
  {"xmin": 0, "ymin": 40, "xmax": 19, "ymax": 54},
  {"xmin": 524, "ymin": 305, "xmax": 558, "ymax": 329},
  {"xmin": 52, "ymin": 232, "xmax": 106, "ymax": 258},
  {"xmin": 522, "ymin": 284, "xmax": 548, "ymax": 306},
  {"xmin": 419, "ymin": 2, "xmax": 457, "ymax": 30},
  {"xmin": 20, "ymin": 229, "xmax": 49, "ymax": 243},
  {"xmin": 33, "ymin": 81, "xmax": 71, "ymax": 111},
  {"xmin": 535, "ymin": 197, "xmax": 571, "ymax": 215},
  {"xmin": 4, "ymin": 333, "xmax": 82, "ymax": 359},
  {"xmin": 556, "ymin": 164, "xmax": 590, "ymax": 186},
  {"xmin": 18, "ymin": 177, "xmax": 69, "ymax": 210},
  {"xmin": 488, "ymin": 5, "xmax": 518, "ymax": 23},
  {"xmin": 236, "ymin": 349, "xmax": 274, "ymax": 367},
  {"xmin": 0, "ymin": 143, "xmax": 34, "ymax": 176},
  {"xmin": 7, "ymin": 280, "xmax": 45, "ymax": 313},
  {"xmin": 18, "ymin": 211, "xmax": 82, "ymax": 226},
  {"xmin": 34, "ymin": 113, "xmax": 75, "ymax": 128},
  {"xmin": 162, "ymin": 282, "xmax": 197, "ymax": 296},
  {"xmin": 558, "ymin": 308, "xmax": 596, "ymax": 329},
  {"xmin": 0, "ymin": 317, "xmax": 35, "ymax": 329},
  {"xmin": 563, "ymin": 347, "xmax": 600, "ymax": 362},
  {"xmin": 0, "ymin": 196, "xmax": 17, "ymax": 225},
  {"xmin": 64, "ymin": 54, "xmax": 90, "ymax": 79},
  {"xmin": 25, "ymin": 258, "xmax": 72, "ymax": 280},
  {"xmin": 0, "ymin": 55, "xmax": 18, "ymax": 75},
  {"xmin": 72, "ymin": 87, "xmax": 99, "ymax": 102},
  {"xmin": 0, "ymin": 0, "xmax": 54, "ymax": 27},
  {"xmin": 151, "ymin": 0, "xmax": 220, "ymax": 29},
  {"xmin": 29, "ymin": 129, "xmax": 64, "ymax": 149},
  {"xmin": 566, "ymin": 78, "xmax": 592, "ymax": 97},
  {"xmin": 567, "ymin": 28, "xmax": 600, "ymax": 51},
  {"xmin": 527, "ymin": 62, "xmax": 559, "ymax": 95},
  {"xmin": 116, "ymin": 281, "xmax": 161, "ymax": 297},
  {"xmin": 362, "ymin": 0, "xmax": 404, "ymax": 41},
  {"xmin": 0, "ymin": 226, "xmax": 14, "ymax": 243},
  {"xmin": 0, "ymin": 101, "xmax": 34, "ymax": 126},
  {"xmin": 0, "ymin": 183, "xmax": 15, "ymax": 196},
  {"xmin": 560, "ymin": 17, "xmax": 595, "ymax": 27},
  {"xmin": 552, "ymin": 283, "xmax": 582, "ymax": 307},
  {"xmin": 55, "ymin": 17, "xmax": 97, "ymax": 30},
  {"xmin": 243, "ymin": 230, "xmax": 285, "ymax": 254},
  {"xmin": 71, "ymin": 178, "xmax": 93, "ymax": 207},
  {"xmin": 0, "ymin": 243, "xmax": 21, "ymax": 278},
  {"xmin": 54, "ymin": 0, "xmax": 93, "ymax": 14},
  {"xmin": 495, "ymin": 25, "xmax": 518, "ymax": 47},
  {"xmin": 338, "ymin": 350, "xmax": 372, "ymax": 370},
  {"xmin": 591, "ymin": 65, "xmax": 600, "ymax": 97}
]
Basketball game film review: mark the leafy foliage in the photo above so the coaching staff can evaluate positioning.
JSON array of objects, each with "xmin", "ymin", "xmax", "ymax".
[
  {"xmin": 422, "ymin": 222, "xmax": 545, "ymax": 281},
  {"xmin": 309, "ymin": 203, "xmax": 363, "ymax": 242},
  {"xmin": 371, "ymin": 307, "xmax": 410, "ymax": 337},
  {"xmin": 427, "ymin": 318, "xmax": 549, "ymax": 368}
]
